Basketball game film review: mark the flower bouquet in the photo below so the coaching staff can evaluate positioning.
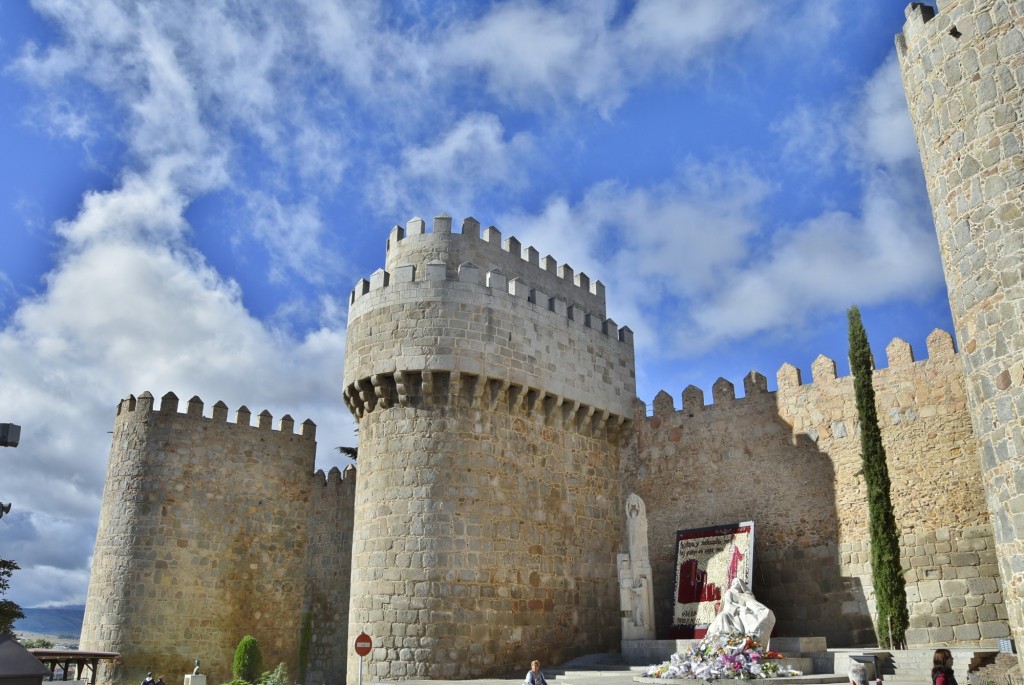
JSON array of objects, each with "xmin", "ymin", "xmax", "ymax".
[{"xmin": 640, "ymin": 632, "xmax": 803, "ymax": 680}]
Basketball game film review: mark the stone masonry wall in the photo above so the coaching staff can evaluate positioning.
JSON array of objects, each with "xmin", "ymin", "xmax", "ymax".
[
  {"xmin": 625, "ymin": 330, "xmax": 1006, "ymax": 647},
  {"xmin": 897, "ymin": 0, "xmax": 1024, "ymax": 666},
  {"xmin": 305, "ymin": 466, "xmax": 356, "ymax": 685},
  {"xmin": 342, "ymin": 217, "xmax": 636, "ymax": 680},
  {"xmin": 80, "ymin": 392, "xmax": 317, "ymax": 685}
]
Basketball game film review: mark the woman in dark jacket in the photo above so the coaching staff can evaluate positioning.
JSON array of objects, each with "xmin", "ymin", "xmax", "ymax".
[{"xmin": 932, "ymin": 649, "xmax": 958, "ymax": 685}]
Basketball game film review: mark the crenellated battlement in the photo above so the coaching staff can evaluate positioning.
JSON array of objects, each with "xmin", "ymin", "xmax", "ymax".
[
  {"xmin": 896, "ymin": 2, "xmax": 938, "ymax": 57},
  {"xmin": 312, "ymin": 465, "xmax": 357, "ymax": 500},
  {"xmin": 647, "ymin": 329, "xmax": 958, "ymax": 415},
  {"xmin": 114, "ymin": 390, "xmax": 317, "ymax": 439},
  {"xmin": 354, "ymin": 214, "xmax": 618, "ymax": 331}
]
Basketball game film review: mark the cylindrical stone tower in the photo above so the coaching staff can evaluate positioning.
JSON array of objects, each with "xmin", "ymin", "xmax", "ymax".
[
  {"xmin": 897, "ymin": 0, "xmax": 1024, "ymax": 657},
  {"xmin": 342, "ymin": 215, "xmax": 636, "ymax": 680},
  {"xmin": 80, "ymin": 392, "xmax": 317, "ymax": 685}
]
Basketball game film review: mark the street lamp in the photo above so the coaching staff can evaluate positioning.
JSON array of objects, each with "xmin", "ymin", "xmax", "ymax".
[
  {"xmin": 0, "ymin": 423, "xmax": 19, "ymax": 447},
  {"xmin": 1, "ymin": 423, "xmax": 19, "ymax": 520}
]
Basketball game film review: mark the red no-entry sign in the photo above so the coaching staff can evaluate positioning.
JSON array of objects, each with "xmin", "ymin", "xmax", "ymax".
[{"xmin": 354, "ymin": 632, "xmax": 372, "ymax": 657}]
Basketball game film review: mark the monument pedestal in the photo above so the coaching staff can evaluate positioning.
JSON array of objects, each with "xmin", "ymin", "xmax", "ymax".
[{"xmin": 185, "ymin": 675, "xmax": 206, "ymax": 685}]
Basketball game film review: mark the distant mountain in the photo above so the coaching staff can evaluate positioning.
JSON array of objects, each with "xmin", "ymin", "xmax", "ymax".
[{"xmin": 14, "ymin": 605, "xmax": 85, "ymax": 638}]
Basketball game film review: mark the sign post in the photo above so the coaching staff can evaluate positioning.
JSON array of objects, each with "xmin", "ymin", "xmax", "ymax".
[{"xmin": 354, "ymin": 631, "xmax": 372, "ymax": 685}]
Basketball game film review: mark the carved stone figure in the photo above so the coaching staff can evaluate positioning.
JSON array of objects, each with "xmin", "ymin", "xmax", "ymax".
[
  {"xmin": 626, "ymin": 493, "xmax": 649, "ymax": 567},
  {"xmin": 706, "ymin": 577, "xmax": 776, "ymax": 647},
  {"xmin": 619, "ymin": 493, "xmax": 655, "ymax": 640}
]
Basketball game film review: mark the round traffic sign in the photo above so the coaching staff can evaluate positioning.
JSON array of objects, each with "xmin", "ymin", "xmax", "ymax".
[{"xmin": 354, "ymin": 632, "xmax": 372, "ymax": 657}]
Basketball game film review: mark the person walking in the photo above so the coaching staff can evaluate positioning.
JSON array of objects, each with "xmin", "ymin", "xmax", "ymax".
[{"xmin": 932, "ymin": 649, "xmax": 958, "ymax": 685}]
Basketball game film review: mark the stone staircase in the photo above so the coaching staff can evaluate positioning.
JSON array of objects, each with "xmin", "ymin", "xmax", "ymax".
[
  {"xmin": 788, "ymin": 646, "xmax": 998, "ymax": 685},
  {"xmin": 870, "ymin": 648, "xmax": 998, "ymax": 684}
]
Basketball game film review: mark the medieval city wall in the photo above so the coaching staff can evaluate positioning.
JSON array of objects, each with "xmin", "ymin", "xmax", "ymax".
[
  {"xmin": 626, "ymin": 330, "xmax": 1006, "ymax": 647},
  {"xmin": 342, "ymin": 216, "xmax": 635, "ymax": 680},
  {"xmin": 898, "ymin": 0, "xmax": 1024, "ymax": 664},
  {"xmin": 80, "ymin": 392, "xmax": 317, "ymax": 685},
  {"xmin": 305, "ymin": 466, "xmax": 356, "ymax": 685}
]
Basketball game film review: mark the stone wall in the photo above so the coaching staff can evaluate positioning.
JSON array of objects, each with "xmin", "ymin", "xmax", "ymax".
[
  {"xmin": 342, "ymin": 218, "xmax": 636, "ymax": 680},
  {"xmin": 305, "ymin": 466, "xmax": 356, "ymax": 685},
  {"xmin": 80, "ymin": 392, "xmax": 317, "ymax": 685},
  {"xmin": 897, "ymin": 0, "xmax": 1024, "ymax": 666},
  {"xmin": 626, "ymin": 330, "xmax": 1005, "ymax": 647}
]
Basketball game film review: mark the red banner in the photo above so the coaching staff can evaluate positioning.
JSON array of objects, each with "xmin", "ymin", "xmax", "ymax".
[{"xmin": 670, "ymin": 522, "xmax": 754, "ymax": 638}]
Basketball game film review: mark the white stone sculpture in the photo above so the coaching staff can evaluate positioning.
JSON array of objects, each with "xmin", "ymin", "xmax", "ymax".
[
  {"xmin": 627, "ymin": 493, "xmax": 649, "ymax": 566},
  {"xmin": 706, "ymin": 577, "xmax": 775, "ymax": 647},
  {"xmin": 618, "ymin": 493, "xmax": 655, "ymax": 640}
]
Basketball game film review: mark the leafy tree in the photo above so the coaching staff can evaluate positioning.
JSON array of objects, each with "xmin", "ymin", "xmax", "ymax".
[
  {"xmin": 335, "ymin": 446, "xmax": 357, "ymax": 461},
  {"xmin": 232, "ymin": 635, "xmax": 263, "ymax": 684},
  {"xmin": 0, "ymin": 558, "xmax": 26, "ymax": 636},
  {"xmin": 848, "ymin": 306, "xmax": 909, "ymax": 648}
]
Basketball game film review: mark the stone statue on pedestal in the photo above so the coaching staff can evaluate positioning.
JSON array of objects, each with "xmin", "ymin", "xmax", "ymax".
[
  {"xmin": 618, "ymin": 493, "xmax": 655, "ymax": 640},
  {"xmin": 706, "ymin": 577, "xmax": 776, "ymax": 647}
]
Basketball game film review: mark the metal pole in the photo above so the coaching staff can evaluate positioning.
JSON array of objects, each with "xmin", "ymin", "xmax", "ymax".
[{"xmin": 358, "ymin": 655, "xmax": 362, "ymax": 685}]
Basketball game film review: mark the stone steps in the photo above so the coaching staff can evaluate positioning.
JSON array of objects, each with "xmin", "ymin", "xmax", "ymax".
[{"xmin": 826, "ymin": 647, "xmax": 998, "ymax": 683}]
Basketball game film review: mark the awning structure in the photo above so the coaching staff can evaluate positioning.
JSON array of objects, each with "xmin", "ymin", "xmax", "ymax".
[
  {"xmin": 0, "ymin": 635, "xmax": 50, "ymax": 685},
  {"xmin": 27, "ymin": 649, "xmax": 120, "ymax": 685}
]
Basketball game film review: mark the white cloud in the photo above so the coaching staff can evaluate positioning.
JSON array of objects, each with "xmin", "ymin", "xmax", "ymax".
[
  {"xmin": 438, "ymin": 0, "xmax": 779, "ymax": 113},
  {"xmin": 620, "ymin": 0, "xmax": 763, "ymax": 69},
  {"xmin": 503, "ymin": 56, "xmax": 941, "ymax": 359},
  {"xmin": 775, "ymin": 104, "xmax": 843, "ymax": 172},
  {"xmin": 0, "ymin": 174, "xmax": 352, "ymax": 607},
  {"xmin": 855, "ymin": 55, "xmax": 921, "ymax": 168},
  {"xmin": 501, "ymin": 163, "xmax": 772, "ymax": 350},
  {"xmin": 376, "ymin": 112, "xmax": 534, "ymax": 215},
  {"xmin": 244, "ymin": 192, "xmax": 342, "ymax": 285}
]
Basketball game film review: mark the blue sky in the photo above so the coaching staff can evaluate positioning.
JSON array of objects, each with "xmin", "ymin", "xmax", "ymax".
[{"xmin": 0, "ymin": 0, "xmax": 953, "ymax": 609}]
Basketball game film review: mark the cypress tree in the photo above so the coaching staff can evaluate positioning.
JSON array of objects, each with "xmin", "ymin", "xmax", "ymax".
[
  {"xmin": 848, "ymin": 306, "xmax": 908, "ymax": 648},
  {"xmin": 233, "ymin": 635, "xmax": 263, "ymax": 684}
]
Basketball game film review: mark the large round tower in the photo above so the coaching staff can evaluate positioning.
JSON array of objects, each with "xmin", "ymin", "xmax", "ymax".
[
  {"xmin": 342, "ymin": 215, "xmax": 636, "ymax": 680},
  {"xmin": 80, "ymin": 392, "xmax": 317, "ymax": 684},
  {"xmin": 897, "ymin": 0, "xmax": 1023, "ymax": 655}
]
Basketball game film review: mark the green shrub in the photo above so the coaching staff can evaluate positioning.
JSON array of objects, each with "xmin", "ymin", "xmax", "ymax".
[
  {"xmin": 259, "ymin": 663, "xmax": 288, "ymax": 685},
  {"xmin": 232, "ymin": 636, "xmax": 263, "ymax": 684}
]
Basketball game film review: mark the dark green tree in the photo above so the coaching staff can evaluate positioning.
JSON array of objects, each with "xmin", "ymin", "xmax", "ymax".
[
  {"xmin": 297, "ymin": 613, "xmax": 312, "ymax": 685},
  {"xmin": 232, "ymin": 635, "xmax": 263, "ymax": 684},
  {"xmin": 0, "ymin": 558, "xmax": 26, "ymax": 636},
  {"xmin": 848, "ymin": 306, "xmax": 909, "ymax": 648}
]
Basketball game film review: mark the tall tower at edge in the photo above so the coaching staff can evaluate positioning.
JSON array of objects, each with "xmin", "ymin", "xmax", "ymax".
[
  {"xmin": 342, "ymin": 215, "xmax": 636, "ymax": 680},
  {"xmin": 897, "ymin": 0, "xmax": 1024, "ymax": 663}
]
